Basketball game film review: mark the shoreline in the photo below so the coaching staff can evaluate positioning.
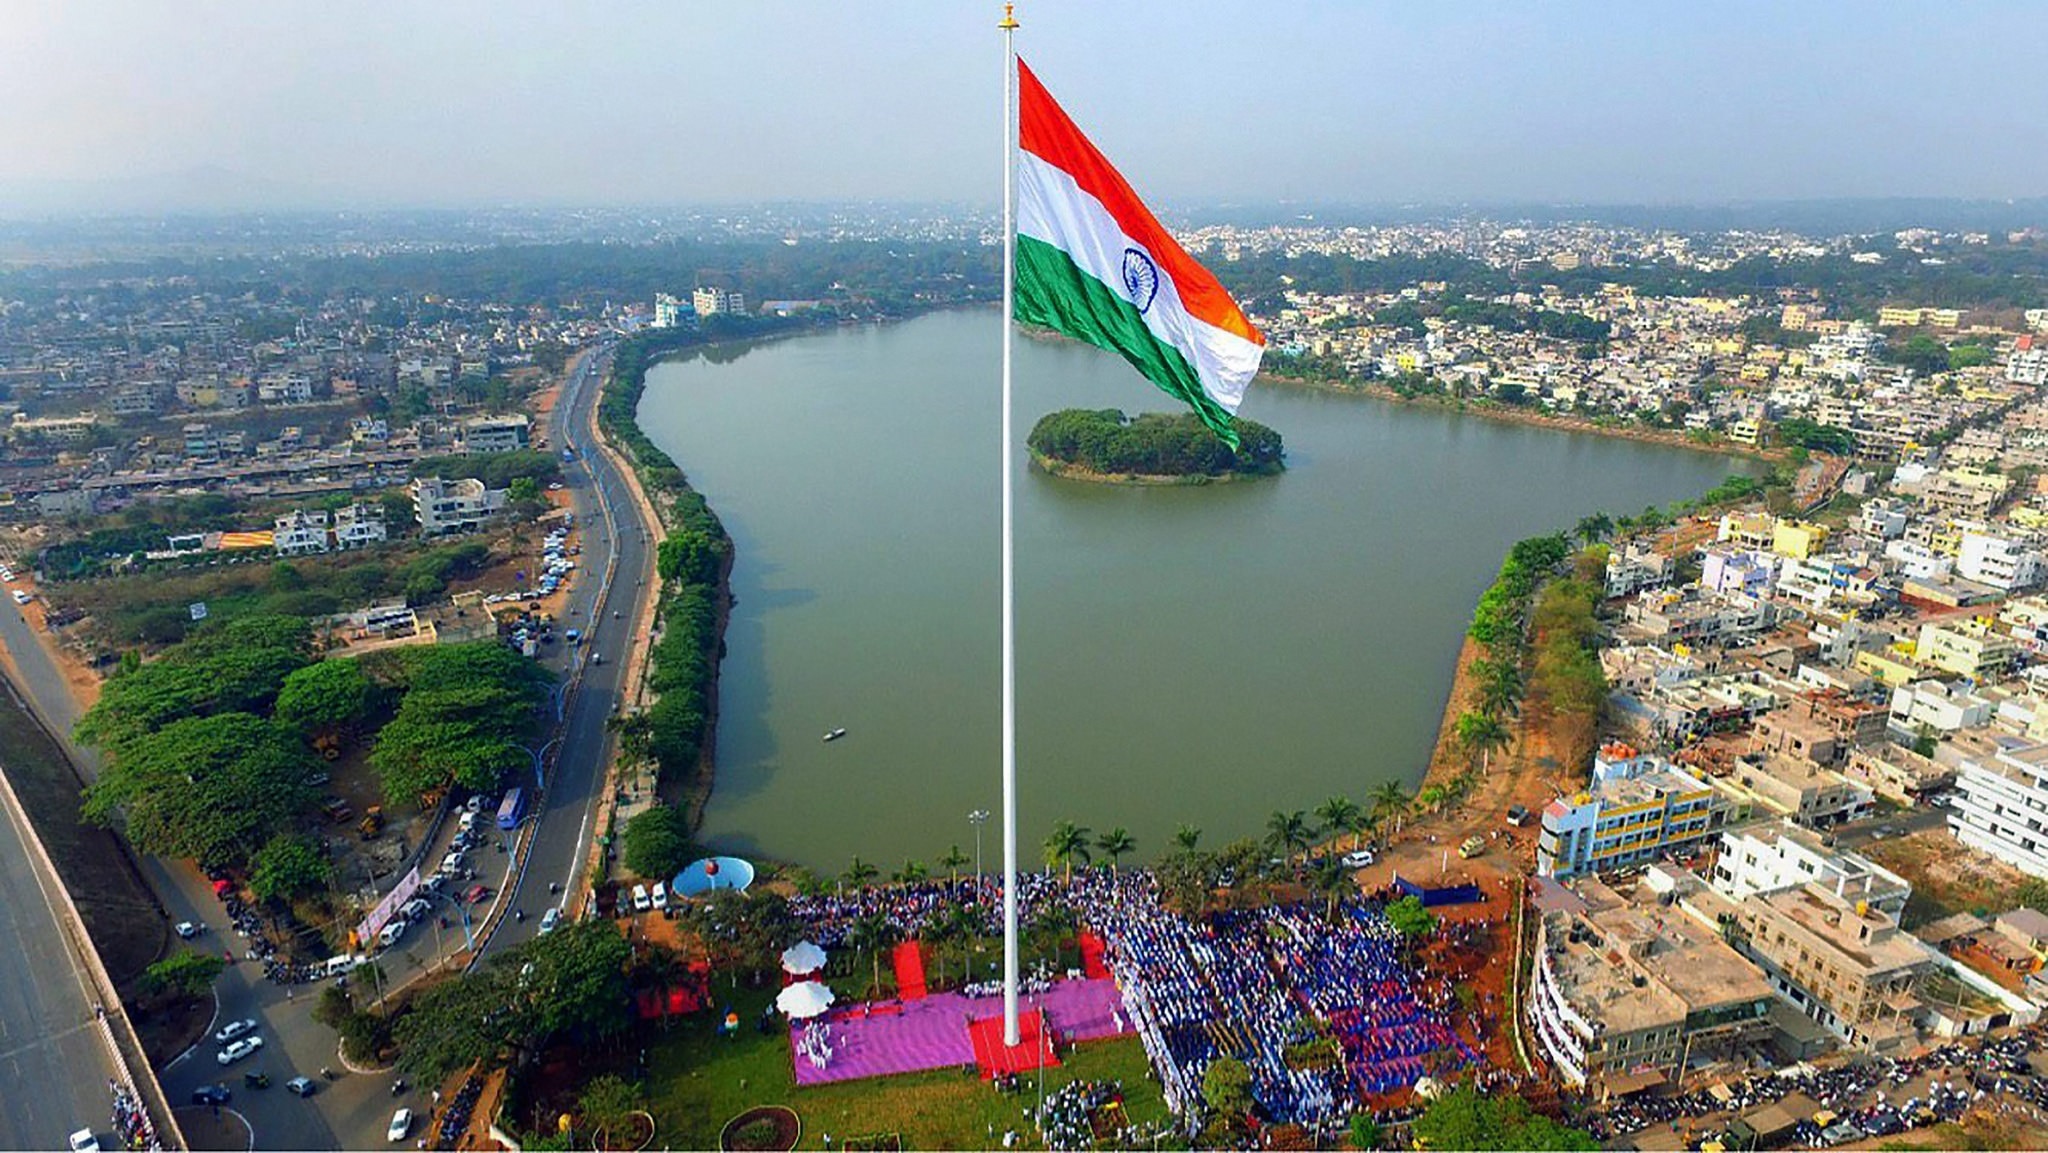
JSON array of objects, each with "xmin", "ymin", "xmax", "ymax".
[
  {"xmin": 1257, "ymin": 368, "xmax": 1789, "ymax": 465},
  {"xmin": 1026, "ymin": 447, "xmax": 1278, "ymax": 487}
]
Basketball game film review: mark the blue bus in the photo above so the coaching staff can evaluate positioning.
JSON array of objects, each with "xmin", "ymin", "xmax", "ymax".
[{"xmin": 496, "ymin": 787, "xmax": 527, "ymax": 831}]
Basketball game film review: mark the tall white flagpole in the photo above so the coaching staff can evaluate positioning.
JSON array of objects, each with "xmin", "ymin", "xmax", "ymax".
[{"xmin": 997, "ymin": 0, "xmax": 1023, "ymax": 1048}]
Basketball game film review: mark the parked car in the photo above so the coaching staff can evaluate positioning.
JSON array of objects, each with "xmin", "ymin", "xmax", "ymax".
[
  {"xmin": 213, "ymin": 1018, "xmax": 258, "ymax": 1045},
  {"xmin": 388, "ymin": 1108, "xmax": 413, "ymax": 1142},
  {"xmin": 216, "ymin": 1036, "xmax": 264, "ymax": 1065},
  {"xmin": 650, "ymin": 881, "xmax": 668, "ymax": 908},
  {"xmin": 1341, "ymin": 848, "xmax": 1376, "ymax": 869},
  {"xmin": 378, "ymin": 919, "xmax": 408, "ymax": 949},
  {"xmin": 174, "ymin": 921, "xmax": 203, "ymax": 939},
  {"xmin": 539, "ymin": 907, "xmax": 562, "ymax": 935},
  {"xmin": 630, "ymin": 884, "xmax": 651, "ymax": 913},
  {"xmin": 67, "ymin": 1130, "xmax": 98, "ymax": 1152},
  {"xmin": 400, "ymin": 898, "xmax": 430, "ymax": 922},
  {"xmin": 464, "ymin": 884, "xmax": 490, "ymax": 905}
]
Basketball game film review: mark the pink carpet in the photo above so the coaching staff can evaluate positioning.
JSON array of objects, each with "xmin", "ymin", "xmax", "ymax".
[{"xmin": 789, "ymin": 977, "xmax": 1131, "ymax": 1087}]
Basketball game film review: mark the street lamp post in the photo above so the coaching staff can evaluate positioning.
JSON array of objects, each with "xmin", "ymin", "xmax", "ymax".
[{"xmin": 969, "ymin": 809, "xmax": 990, "ymax": 888}]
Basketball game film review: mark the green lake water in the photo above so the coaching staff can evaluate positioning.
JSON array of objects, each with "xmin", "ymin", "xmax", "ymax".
[{"xmin": 636, "ymin": 309, "xmax": 1748, "ymax": 872}]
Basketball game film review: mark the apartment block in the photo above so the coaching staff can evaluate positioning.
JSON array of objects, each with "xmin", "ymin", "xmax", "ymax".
[
  {"xmin": 1528, "ymin": 875, "xmax": 1775, "ymax": 1093},
  {"xmin": 1948, "ymin": 740, "xmax": 2048, "ymax": 879},
  {"xmin": 1710, "ymin": 821, "xmax": 1910, "ymax": 918},
  {"xmin": 410, "ymin": 475, "xmax": 507, "ymax": 536},
  {"xmin": 1538, "ymin": 749, "xmax": 1732, "ymax": 878}
]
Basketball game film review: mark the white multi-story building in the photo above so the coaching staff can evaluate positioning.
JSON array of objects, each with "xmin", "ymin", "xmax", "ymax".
[
  {"xmin": 273, "ymin": 509, "xmax": 331, "ymax": 556},
  {"xmin": 1889, "ymin": 679, "xmax": 1994, "ymax": 738},
  {"xmin": 462, "ymin": 413, "xmax": 531, "ymax": 455},
  {"xmin": 1858, "ymin": 499, "xmax": 1909, "ymax": 541},
  {"xmin": 653, "ymin": 293, "xmax": 688, "ymax": 329},
  {"xmin": 1537, "ymin": 749, "xmax": 1732, "ymax": 878},
  {"xmin": 333, "ymin": 503, "xmax": 387, "ymax": 550},
  {"xmin": 1956, "ymin": 527, "xmax": 2043, "ymax": 592},
  {"xmin": 410, "ymin": 476, "xmax": 507, "ymax": 536},
  {"xmin": 1949, "ymin": 740, "xmax": 2048, "ymax": 879},
  {"xmin": 1710, "ymin": 820, "xmax": 1910, "ymax": 917},
  {"xmin": 693, "ymin": 285, "xmax": 745, "ymax": 317},
  {"xmin": 1604, "ymin": 542, "xmax": 1673, "ymax": 599}
]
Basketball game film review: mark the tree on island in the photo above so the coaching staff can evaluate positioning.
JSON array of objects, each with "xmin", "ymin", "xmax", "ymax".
[{"xmin": 1027, "ymin": 408, "xmax": 1284, "ymax": 478}]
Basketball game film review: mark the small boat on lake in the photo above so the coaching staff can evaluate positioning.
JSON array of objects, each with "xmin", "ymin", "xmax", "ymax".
[{"xmin": 822, "ymin": 728, "xmax": 847, "ymax": 743}]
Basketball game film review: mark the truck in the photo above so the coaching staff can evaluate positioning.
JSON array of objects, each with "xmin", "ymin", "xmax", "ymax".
[{"xmin": 1458, "ymin": 835, "xmax": 1487, "ymax": 859}]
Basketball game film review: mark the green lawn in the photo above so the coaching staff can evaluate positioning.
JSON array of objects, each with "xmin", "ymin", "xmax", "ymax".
[{"xmin": 646, "ymin": 981, "xmax": 1175, "ymax": 1150}]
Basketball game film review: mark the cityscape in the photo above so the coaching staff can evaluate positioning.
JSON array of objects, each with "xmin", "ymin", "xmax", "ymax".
[{"xmin": 6, "ymin": 5, "xmax": 2048, "ymax": 1153}]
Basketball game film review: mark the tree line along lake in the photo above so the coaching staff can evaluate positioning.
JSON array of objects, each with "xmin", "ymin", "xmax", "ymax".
[{"xmin": 634, "ymin": 309, "xmax": 1752, "ymax": 873}]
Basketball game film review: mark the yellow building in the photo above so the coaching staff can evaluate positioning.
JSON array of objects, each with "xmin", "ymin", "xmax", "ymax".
[
  {"xmin": 1926, "ymin": 309, "xmax": 1962, "ymax": 330},
  {"xmin": 1853, "ymin": 649, "xmax": 1922, "ymax": 688},
  {"xmin": 1879, "ymin": 307, "xmax": 1925, "ymax": 328},
  {"xmin": 1772, "ymin": 520, "xmax": 1830, "ymax": 560}
]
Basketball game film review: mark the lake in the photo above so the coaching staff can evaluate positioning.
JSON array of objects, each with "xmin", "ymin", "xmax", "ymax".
[{"xmin": 636, "ymin": 310, "xmax": 1747, "ymax": 873}]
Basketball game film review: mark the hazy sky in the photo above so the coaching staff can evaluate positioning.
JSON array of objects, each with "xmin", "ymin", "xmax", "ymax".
[{"xmin": 3, "ymin": 1, "xmax": 2045, "ymax": 212}]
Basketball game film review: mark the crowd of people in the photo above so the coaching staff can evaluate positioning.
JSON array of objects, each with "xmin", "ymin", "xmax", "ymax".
[
  {"xmin": 794, "ymin": 1020, "xmax": 836, "ymax": 1072},
  {"xmin": 108, "ymin": 1079, "xmax": 159, "ymax": 1151},
  {"xmin": 1587, "ymin": 1028, "xmax": 2048, "ymax": 1143},
  {"xmin": 1036, "ymin": 1079, "xmax": 1123, "ymax": 1150},
  {"xmin": 431, "ymin": 1072, "xmax": 484, "ymax": 1149},
  {"xmin": 782, "ymin": 867, "xmax": 1479, "ymax": 1129}
]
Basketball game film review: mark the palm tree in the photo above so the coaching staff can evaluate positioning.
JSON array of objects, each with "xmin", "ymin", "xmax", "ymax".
[
  {"xmin": 893, "ymin": 859, "xmax": 929, "ymax": 884},
  {"xmin": 1314, "ymin": 796, "xmax": 1362, "ymax": 854},
  {"xmin": 1265, "ymin": 810, "xmax": 1316, "ymax": 867},
  {"xmin": 1173, "ymin": 823, "xmax": 1202, "ymax": 852},
  {"xmin": 1575, "ymin": 511, "xmax": 1614, "ymax": 543},
  {"xmin": 1095, "ymin": 827, "xmax": 1136, "ymax": 876},
  {"xmin": 850, "ymin": 910, "xmax": 895, "ymax": 1000},
  {"xmin": 1043, "ymin": 820, "xmax": 1092, "ymax": 884},
  {"xmin": 1350, "ymin": 809, "xmax": 1381, "ymax": 853},
  {"xmin": 1308, "ymin": 854, "xmax": 1353, "ymax": 919},
  {"xmin": 937, "ymin": 844, "xmax": 969, "ymax": 888},
  {"xmin": 842, "ymin": 856, "xmax": 879, "ymax": 890},
  {"xmin": 1372, "ymin": 781, "xmax": 1411, "ymax": 834},
  {"xmin": 1455, "ymin": 709, "xmax": 1512, "ymax": 772}
]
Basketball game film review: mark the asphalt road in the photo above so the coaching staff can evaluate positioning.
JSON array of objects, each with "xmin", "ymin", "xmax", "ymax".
[
  {"xmin": 0, "ymin": 337, "xmax": 653, "ymax": 1150},
  {"xmin": 0, "ymin": 741, "xmax": 127, "ymax": 1152},
  {"xmin": 486, "ymin": 337, "xmax": 654, "ymax": 953}
]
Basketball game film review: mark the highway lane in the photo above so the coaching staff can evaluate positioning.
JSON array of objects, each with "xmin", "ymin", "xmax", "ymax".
[
  {"xmin": 487, "ymin": 338, "xmax": 656, "ymax": 953},
  {"xmin": 0, "ymin": 731, "xmax": 128, "ymax": 1152}
]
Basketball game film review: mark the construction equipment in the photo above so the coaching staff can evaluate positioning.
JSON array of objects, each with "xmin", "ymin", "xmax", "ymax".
[{"xmin": 358, "ymin": 806, "xmax": 384, "ymax": 840}]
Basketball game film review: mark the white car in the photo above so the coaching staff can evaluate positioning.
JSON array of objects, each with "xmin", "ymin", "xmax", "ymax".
[
  {"xmin": 400, "ymin": 898, "xmax": 431, "ymax": 922},
  {"xmin": 68, "ymin": 1129, "xmax": 99, "ymax": 1152},
  {"xmin": 174, "ymin": 921, "xmax": 202, "ymax": 939},
  {"xmin": 216, "ymin": 1036, "xmax": 264, "ymax": 1065},
  {"xmin": 378, "ymin": 918, "xmax": 408, "ymax": 949},
  {"xmin": 630, "ymin": 883, "xmax": 650, "ymax": 913},
  {"xmin": 388, "ymin": 1108, "xmax": 413, "ymax": 1142},
  {"xmin": 213, "ymin": 1018, "xmax": 258, "ymax": 1044},
  {"xmin": 1341, "ymin": 849, "xmax": 1376, "ymax": 869},
  {"xmin": 650, "ymin": 881, "xmax": 668, "ymax": 908},
  {"xmin": 538, "ymin": 907, "xmax": 561, "ymax": 935},
  {"xmin": 10, "ymin": 590, "xmax": 29, "ymax": 605}
]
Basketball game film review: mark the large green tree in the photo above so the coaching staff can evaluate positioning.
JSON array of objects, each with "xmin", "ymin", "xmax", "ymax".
[
  {"xmin": 621, "ymin": 805, "xmax": 694, "ymax": 881},
  {"xmin": 81, "ymin": 712, "xmax": 321, "ymax": 866},
  {"xmin": 1411, "ymin": 1085, "xmax": 1597, "ymax": 1151},
  {"xmin": 249, "ymin": 832, "xmax": 333, "ymax": 902},
  {"xmin": 393, "ymin": 920, "xmax": 629, "ymax": 1083},
  {"xmin": 1043, "ymin": 820, "xmax": 1092, "ymax": 883},
  {"xmin": 76, "ymin": 614, "xmax": 313, "ymax": 753},
  {"xmin": 273, "ymin": 657, "xmax": 380, "ymax": 735},
  {"xmin": 369, "ymin": 642, "xmax": 550, "ymax": 805}
]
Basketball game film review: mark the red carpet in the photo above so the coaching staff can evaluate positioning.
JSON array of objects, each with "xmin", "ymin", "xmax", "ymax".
[
  {"xmin": 967, "ymin": 1008, "xmax": 1061, "ymax": 1079},
  {"xmin": 892, "ymin": 939, "xmax": 928, "ymax": 1000},
  {"xmin": 1079, "ymin": 930, "xmax": 1111, "ymax": 980}
]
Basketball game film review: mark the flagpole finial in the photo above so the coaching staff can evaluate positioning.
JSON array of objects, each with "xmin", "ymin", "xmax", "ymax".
[{"xmin": 999, "ymin": 3, "xmax": 1019, "ymax": 30}]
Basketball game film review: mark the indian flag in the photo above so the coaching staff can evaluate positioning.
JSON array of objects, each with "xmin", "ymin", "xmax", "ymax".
[{"xmin": 1014, "ymin": 58, "xmax": 1265, "ymax": 448}]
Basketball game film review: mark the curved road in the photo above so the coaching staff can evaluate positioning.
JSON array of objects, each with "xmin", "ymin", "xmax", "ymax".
[{"xmin": 0, "ymin": 334, "xmax": 656, "ymax": 1150}]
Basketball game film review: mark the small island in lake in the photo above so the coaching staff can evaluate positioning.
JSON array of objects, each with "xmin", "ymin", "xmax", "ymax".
[{"xmin": 1027, "ymin": 408, "xmax": 1285, "ymax": 484}]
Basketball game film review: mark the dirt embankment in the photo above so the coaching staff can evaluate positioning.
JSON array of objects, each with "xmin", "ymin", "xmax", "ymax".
[{"xmin": 0, "ymin": 673, "xmax": 164, "ymax": 985}]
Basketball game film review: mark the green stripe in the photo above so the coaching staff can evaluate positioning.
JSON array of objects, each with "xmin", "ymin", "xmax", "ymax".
[{"xmin": 1014, "ymin": 234, "xmax": 1239, "ymax": 449}]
